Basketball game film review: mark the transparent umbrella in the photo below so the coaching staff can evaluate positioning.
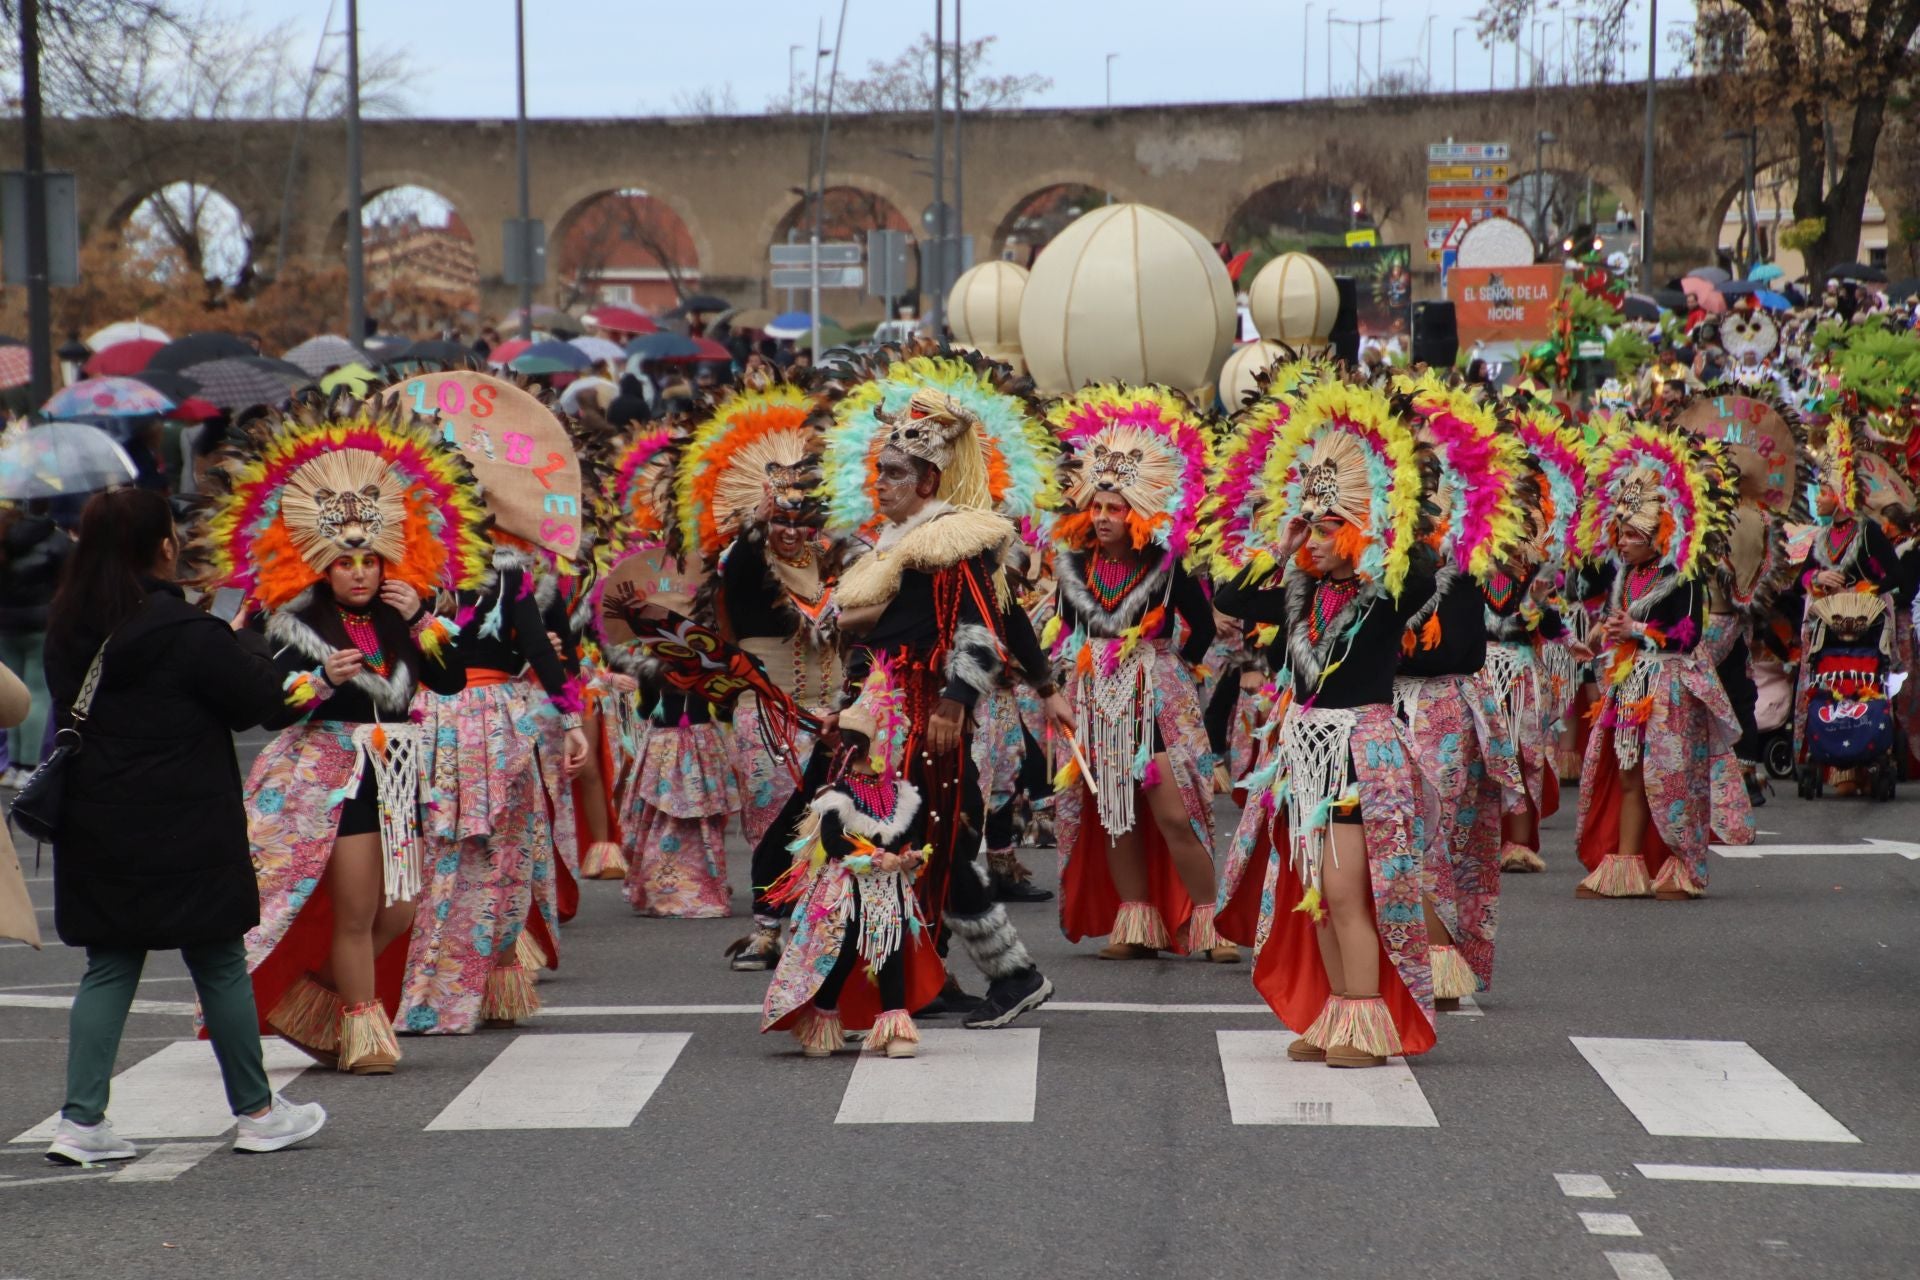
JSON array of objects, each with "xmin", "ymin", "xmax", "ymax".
[{"xmin": 0, "ymin": 421, "xmax": 138, "ymax": 499}]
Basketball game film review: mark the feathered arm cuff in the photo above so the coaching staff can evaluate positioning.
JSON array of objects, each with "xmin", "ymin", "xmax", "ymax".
[
  {"xmin": 409, "ymin": 607, "xmax": 466, "ymax": 666},
  {"xmin": 283, "ymin": 668, "xmax": 334, "ymax": 709}
]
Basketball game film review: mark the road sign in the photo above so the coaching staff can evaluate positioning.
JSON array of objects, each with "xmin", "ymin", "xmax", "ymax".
[
  {"xmin": 1427, "ymin": 142, "xmax": 1510, "ymax": 162},
  {"xmin": 1426, "ymin": 206, "xmax": 1504, "ymax": 223},
  {"xmin": 769, "ymin": 242, "xmax": 862, "ymax": 267},
  {"xmin": 770, "ymin": 265, "xmax": 865, "ymax": 290},
  {"xmin": 1427, "ymin": 185, "xmax": 1510, "ymax": 204},
  {"xmin": 866, "ymin": 229, "xmax": 911, "ymax": 299},
  {"xmin": 1427, "ymin": 163, "xmax": 1511, "ymax": 183},
  {"xmin": 0, "ymin": 171, "xmax": 78, "ymax": 287}
]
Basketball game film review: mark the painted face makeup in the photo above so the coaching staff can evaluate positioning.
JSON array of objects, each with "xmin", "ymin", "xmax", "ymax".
[{"xmin": 327, "ymin": 552, "xmax": 383, "ymax": 607}]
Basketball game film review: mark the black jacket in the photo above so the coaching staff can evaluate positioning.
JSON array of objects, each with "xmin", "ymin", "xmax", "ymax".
[
  {"xmin": 45, "ymin": 583, "xmax": 287, "ymax": 949},
  {"xmin": 0, "ymin": 515, "xmax": 72, "ymax": 632}
]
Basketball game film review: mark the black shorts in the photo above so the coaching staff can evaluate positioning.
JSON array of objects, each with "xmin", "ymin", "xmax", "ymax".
[{"xmin": 335, "ymin": 769, "xmax": 381, "ymax": 838}]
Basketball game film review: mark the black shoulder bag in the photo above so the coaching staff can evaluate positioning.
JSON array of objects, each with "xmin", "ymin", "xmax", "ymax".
[{"xmin": 8, "ymin": 638, "xmax": 109, "ymax": 844}]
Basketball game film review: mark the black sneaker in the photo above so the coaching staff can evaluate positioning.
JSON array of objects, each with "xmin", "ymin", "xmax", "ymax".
[
  {"xmin": 963, "ymin": 969, "xmax": 1054, "ymax": 1029},
  {"xmin": 990, "ymin": 869, "xmax": 1054, "ymax": 904},
  {"xmin": 915, "ymin": 976, "xmax": 981, "ymax": 1019},
  {"xmin": 724, "ymin": 926, "xmax": 782, "ymax": 972}
]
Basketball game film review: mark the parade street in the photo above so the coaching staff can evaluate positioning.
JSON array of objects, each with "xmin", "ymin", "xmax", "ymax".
[{"xmin": 1, "ymin": 781, "xmax": 1914, "ymax": 1280}]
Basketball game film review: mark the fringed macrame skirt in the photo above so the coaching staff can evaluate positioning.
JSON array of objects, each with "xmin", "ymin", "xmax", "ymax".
[
  {"xmin": 761, "ymin": 860, "xmax": 944, "ymax": 1033},
  {"xmin": 1474, "ymin": 639, "xmax": 1559, "ymax": 830}
]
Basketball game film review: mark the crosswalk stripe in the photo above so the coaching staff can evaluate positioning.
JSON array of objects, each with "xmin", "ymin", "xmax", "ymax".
[
  {"xmin": 1571, "ymin": 1037, "xmax": 1858, "ymax": 1143},
  {"xmin": 111, "ymin": 1141, "xmax": 223, "ymax": 1183},
  {"xmin": 1215, "ymin": 1031, "xmax": 1439, "ymax": 1127},
  {"xmin": 834, "ymin": 1029, "xmax": 1038, "ymax": 1124},
  {"xmin": 11, "ymin": 1041, "xmax": 314, "ymax": 1143},
  {"xmin": 424, "ymin": 1032, "xmax": 691, "ymax": 1131},
  {"xmin": 1637, "ymin": 1163, "xmax": 1920, "ymax": 1190}
]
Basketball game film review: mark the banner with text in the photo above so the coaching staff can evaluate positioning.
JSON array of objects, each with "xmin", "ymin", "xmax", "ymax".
[{"xmin": 1446, "ymin": 265, "xmax": 1565, "ymax": 347}]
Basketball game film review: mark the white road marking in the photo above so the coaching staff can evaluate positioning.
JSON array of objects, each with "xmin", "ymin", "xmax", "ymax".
[
  {"xmin": 424, "ymin": 1032, "xmax": 691, "ymax": 1131},
  {"xmin": 1712, "ymin": 838, "xmax": 1920, "ymax": 860},
  {"xmin": 1637, "ymin": 1163, "xmax": 1920, "ymax": 1190},
  {"xmin": 1604, "ymin": 1253, "xmax": 1675, "ymax": 1280},
  {"xmin": 0, "ymin": 1171, "xmax": 118, "ymax": 1190},
  {"xmin": 1215, "ymin": 1031, "xmax": 1438, "ymax": 1127},
  {"xmin": 0, "ymin": 994, "xmax": 195, "ymax": 1016},
  {"xmin": 536, "ymin": 1001, "xmax": 1282, "ymax": 1018},
  {"xmin": 1571, "ymin": 1037, "xmax": 1858, "ymax": 1142},
  {"xmin": 835, "ymin": 1029, "xmax": 1039, "ymax": 1124},
  {"xmin": 1555, "ymin": 1173, "xmax": 1616, "ymax": 1198},
  {"xmin": 11, "ymin": 1042, "xmax": 313, "ymax": 1142},
  {"xmin": 1580, "ymin": 1211, "xmax": 1642, "ymax": 1237},
  {"xmin": 1446, "ymin": 994, "xmax": 1485, "ymax": 1018},
  {"xmin": 111, "ymin": 1141, "xmax": 222, "ymax": 1183}
]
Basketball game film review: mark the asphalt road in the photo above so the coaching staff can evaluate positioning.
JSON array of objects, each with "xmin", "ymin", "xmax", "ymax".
[{"xmin": 1, "ymin": 768, "xmax": 1917, "ymax": 1280}]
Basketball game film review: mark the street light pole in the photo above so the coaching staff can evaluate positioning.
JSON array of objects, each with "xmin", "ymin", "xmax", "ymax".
[
  {"xmin": 1106, "ymin": 52, "xmax": 1117, "ymax": 108},
  {"xmin": 931, "ymin": 0, "xmax": 946, "ymax": 342},
  {"xmin": 1326, "ymin": 13, "xmax": 1333, "ymax": 96},
  {"xmin": 512, "ymin": 0, "xmax": 531, "ymax": 340},
  {"xmin": 1641, "ymin": 0, "xmax": 1658, "ymax": 278},
  {"xmin": 788, "ymin": 44, "xmax": 802, "ymax": 108},
  {"xmin": 1453, "ymin": 26, "xmax": 1462, "ymax": 94},
  {"xmin": 1304, "ymin": 4, "xmax": 1313, "ymax": 100},
  {"xmin": 345, "ymin": 0, "xmax": 366, "ymax": 345},
  {"xmin": 1534, "ymin": 129, "xmax": 1556, "ymax": 247},
  {"xmin": 953, "ymin": 0, "xmax": 963, "ymax": 280},
  {"xmin": 812, "ymin": 0, "xmax": 848, "ymax": 358}
]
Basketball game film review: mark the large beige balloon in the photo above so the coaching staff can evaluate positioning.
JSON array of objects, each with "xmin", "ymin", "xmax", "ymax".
[
  {"xmin": 1217, "ymin": 340, "xmax": 1290, "ymax": 411},
  {"xmin": 947, "ymin": 260, "xmax": 1028, "ymax": 362},
  {"xmin": 1247, "ymin": 251, "xmax": 1338, "ymax": 347},
  {"xmin": 1019, "ymin": 203, "xmax": 1236, "ymax": 395}
]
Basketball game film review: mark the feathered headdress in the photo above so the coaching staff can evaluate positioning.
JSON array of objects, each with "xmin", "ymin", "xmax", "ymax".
[
  {"xmin": 1509, "ymin": 402, "xmax": 1588, "ymax": 569},
  {"xmin": 1253, "ymin": 380, "xmax": 1423, "ymax": 598},
  {"xmin": 1817, "ymin": 416, "xmax": 1863, "ymax": 513},
  {"xmin": 1049, "ymin": 384, "xmax": 1212, "ymax": 560},
  {"xmin": 608, "ymin": 425, "xmax": 682, "ymax": 554},
  {"xmin": 1204, "ymin": 359, "xmax": 1328, "ymax": 576},
  {"xmin": 837, "ymin": 652, "xmax": 910, "ymax": 778},
  {"xmin": 676, "ymin": 383, "xmax": 823, "ymax": 560},
  {"xmin": 1578, "ymin": 418, "xmax": 1732, "ymax": 578},
  {"xmin": 202, "ymin": 400, "xmax": 491, "ymax": 613},
  {"xmin": 822, "ymin": 353, "xmax": 1057, "ymax": 537},
  {"xmin": 1398, "ymin": 375, "xmax": 1531, "ymax": 581}
]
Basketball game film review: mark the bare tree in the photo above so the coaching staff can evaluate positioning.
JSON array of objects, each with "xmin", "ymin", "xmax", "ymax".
[
  {"xmin": 555, "ymin": 192, "xmax": 697, "ymax": 310},
  {"xmin": 766, "ymin": 34, "xmax": 1051, "ymax": 113},
  {"xmin": 669, "ymin": 83, "xmax": 739, "ymax": 117}
]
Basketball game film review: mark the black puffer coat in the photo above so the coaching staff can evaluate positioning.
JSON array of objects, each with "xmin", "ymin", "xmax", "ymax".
[{"xmin": 44, "ymin": 582, "xmax": 286, "ymax": 949}]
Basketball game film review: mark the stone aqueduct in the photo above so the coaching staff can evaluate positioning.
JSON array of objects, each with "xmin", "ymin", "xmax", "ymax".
[{"xmin": 0, "ymin": 82, "xmax": 1780, "ymax": 317}]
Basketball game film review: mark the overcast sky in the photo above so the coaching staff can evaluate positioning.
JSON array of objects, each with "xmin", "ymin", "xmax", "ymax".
[{"xmin": 245, "ymin": 0, "xmax": 1701, "ymax": 118}]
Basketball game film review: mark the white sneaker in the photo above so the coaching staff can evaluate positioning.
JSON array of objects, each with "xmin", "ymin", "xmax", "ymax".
[
  {"xmin": 232, "ymin": 1095, "xmax": 327, "ymax": 1154},
  {"xmin": 46, "ymin": 1116, "xmax": 138, "ymax": 1166}
]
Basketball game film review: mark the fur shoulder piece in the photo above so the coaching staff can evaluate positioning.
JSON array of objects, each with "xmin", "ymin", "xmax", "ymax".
[
  {"xmin": 835, "ymin": 504, "xmax": 1013, "ymax": 610},
  {"xmin": 1055, "ymin": 547, "xmax": 1174, "ymax": 637},
  {"xmin": 265, "ymin": 607, "xmax": 417, "ymax": 713},
  {"xmin": 809, "ymin": 781, "xmax": 922, "ymax": 844}
]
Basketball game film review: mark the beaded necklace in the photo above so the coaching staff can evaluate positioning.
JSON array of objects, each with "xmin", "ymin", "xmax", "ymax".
[
  {"xmin": 338, "ymin": 606, "xmax": 392, "ymax": 677},
  {"xmin": 1623, "ymin": 561, "xmax": 1663, "ymax": 608},
  {"xmin": 1823, "ymin": 521, "xmax": 1855, "ymax": 563},
  {"xmin": 1087, "ymin": 552, "xmax": 1149, "ymax": 612},
  {"xmin": 1484, "ymin": 572, "xmax": 1518, "ymax": 612},
  {"xmin": 1307, "ymin": 575, "xmax": 1361, "ymax": 644},
  {"xmin": 844, "ymin": 772, "xmax": 897, "ymax": 821}
]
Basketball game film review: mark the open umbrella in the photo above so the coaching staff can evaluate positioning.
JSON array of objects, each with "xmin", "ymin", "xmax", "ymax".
[
  {"xmin": 1685, "ymin": 265, "xmax": 1731, "ymax": 284},
  {"xmin": 1827, "ymin": 262, "xmax": 1889, "ymax": 283},
  {"xmin": 43, "ymin": 376, "xmax": 175, "ymax": 419},
  {"xmin": 0, "ymin": 422, "xmax": 138, "ymax": 498},
  {"xmin": 661, "ymin": 293, "xmax": 730, "ymax": 317},
  {"xmin": 568, "ymin": 335, "xmax": 627, "ymax": 366},
  {"xmin": 1622, "ymin": 292, "xmax": 1665, "ymax": 322},
  {"xmin": 485, "ymin": 337, "xmax": 531, "ymax": 367},
  {"xmin": 1885, "ymin": 278, "xmax": 1920, "ymax": 301},
  {"xmin": 510, "ymin": 340, "xmax": 593, "ymax": 376},
  {"xmin": 1755, "ymin": 290, "xmax": 1792, "ymax": 311},
  {"xmin": 392, "ymin": 338, "xmax": 477, "ymax": 370},
  {"xmin": 559, "ymin": 376, "xmax": 620, "ymax": 414},
  {"xmin": 624, "ymin": 332, "xmax": 703, "ymax": 361},
  {"xmin": 763, "ymin": 310, "xmax": 841, "ymax": 339},
  {"xmin": 584, "ymin": 304, "xmax": 658, "ymax": 335},
  {"xmin": 497, "ymin": 304, "xmax": 579, "ymax": 331},
  {"xmin": 84, "ymin": 339, "xmax": 164, "ymax": 377},
  {"xmin": 177, "ymin": 358, "xmax": 300, "ymax": 410},
  {"xmin": 794, "ymin": 325, "xmax": 854, "ymax": 352},
  {"xmin": 129, "ymin": 369, "xmax": 200, "ymax": 403},
  {"xmin": 85, "ymin": 321, "xmax": 169, "ymax": 350},
  {"xmin": 1748, "ymin": 263, "xmax": 1785, "ymax": 283},
  {"xmin": 169, "ymin": 397, "xmax": 220, "ymax": 422},
  {"xmin": 148, "ymin": 332, "xmax": 254, "ymax": 371},
  {"xmin": 1716, "ymin": 279, "xmax": 1761, "ymax": 298},
  {"xmin": 724, "ymin": 307, "xmax": 777, "ymax": 332},
  {"xmin": 283, "ymin": 334, "xmax": 370, "ymax": 378},
  {"xmin": 363, "ymin": 334, "xmax": 410, "ymax": 363}
]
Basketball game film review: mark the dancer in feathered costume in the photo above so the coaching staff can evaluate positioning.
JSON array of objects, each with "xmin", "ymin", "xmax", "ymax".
[
  {"xmin": 1673, "ymin": 388, "xmax": 1804, "ymax": 835},
  {"xmin": 203, "ymin": 399, "xmax": 488, "ymax": 1073},
  {"xmin": 823, "ymin": 354, "xmax": 1064, "ymax": 1028},
  {"xmin": 1043, "ymin": 384, "xmax": 1232, "ymax": 961},
  {"xmin": 974, "ymin": 538, "xmax": 1058, "ymax": 904},
  {"xmin": 1390, "ymin": 377, "xmax": 1531, "ymax": 1007},
  {"xmin": 760, "ymin": 655, "xmax": 943, "ymax": 1056},
  {"xmin": 398, "ymin": 391, "xmax": 590, "ymax": 1032},
  {"xmin": 1573, "ymin": 420, "xmax": 1740, "ymax": 901},
  {"xmin": 602, "ymin": 425, "xmax": 746, "ymax": 918},
  {"xmin": 659, "ymin": 384, "xmax": 844, "ymax": 964},
  {"xmin": 1793, "ymin": 416, "xmax": 1897, "ymax": 773},
  {"xmin": 1213, "ymin": 379, "xmax": 1438, "ymax": 1067}
]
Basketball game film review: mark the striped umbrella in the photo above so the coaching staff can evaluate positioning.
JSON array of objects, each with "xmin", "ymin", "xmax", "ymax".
[
  {"xmin": 178, "ymin": 357, "xmax": 300, "ymax": 410},
  {"xmin": 0, "ymin": 346, "xmax": 30, "ymax": 390}
]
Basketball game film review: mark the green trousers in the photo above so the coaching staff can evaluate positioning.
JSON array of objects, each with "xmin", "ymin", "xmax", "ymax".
[
  {"xmin": 0, "ymin": 629, "xmax": 47, "ymax": 769},
  {"xmin": 64, "ymin": 940, "xmax": 272, "ymax": 1127}
]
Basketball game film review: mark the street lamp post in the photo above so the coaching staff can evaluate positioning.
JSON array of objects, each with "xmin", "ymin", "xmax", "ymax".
[
  {"xmin": 512, "ymin": 0, "xmax": 530, "ymax": 340},
  {"xmin": 1641, "ymin": 0, "xmax": 1658, "ymax": 276},
  {"xmin": 1304, "ymin": 4, "xmax": 1313, "ymax": 100},
  {"xmin": 1106, "ymin": 52, "xmax": 1117, "ymax": 108},
  {"xmin": 1453, "ymin": 26, "xmax": 1462, "ymax": 93},
  {"xmin": 345, "ymin": 0, "xmax": 366, "ymax": 345},
  {"xmin": 1534, "ymin": 129, "xmax": 1557, "ymax": 247},
  {"xmin": 811, "ymin": 0, "xmax": 848, "ymax": 358},
  {"xmin": 788, "ymin": 44, "xmax": 802, "ymax": 108}
]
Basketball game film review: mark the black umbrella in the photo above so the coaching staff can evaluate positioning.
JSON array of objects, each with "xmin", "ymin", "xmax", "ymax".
[
  {"xmin": 1885, "ymin": 278, "xmax": 1920, "ymax": 301},
  {"xmin": 241, "ymin": 355, "xmax": 315, "ymax": 386},
  {"xmin": 1717, "ymin": 279, "xmax": 1761, "ymax": 297},
  {"xmin": 179, "ymin": 358, "xmax": 299, "ymax": 410},
  {"xmin": 1622, "ymin": 293, "xmax": 1664, "ymax": 322},
  {"xmin": 662, "ymin": 293, "xmax": 730, "ymax": 317},
  {"xmin": 1827, "ymin": 262, "xmax": 1889, "ymax": 283},
  {"xmin": 1652, "ymin": 287, "xmax": 1691, "ymax": 312},
  {"xmin": 147, "ymin": 332, "xmax": 254, "ymax": 371},
  {"xmin": 128, "ymin": 369, "xmax": 201, "ymax": 402},
  {"xmin": 391, "ymin": 338, "xmax": 478, "ymax": 370}
]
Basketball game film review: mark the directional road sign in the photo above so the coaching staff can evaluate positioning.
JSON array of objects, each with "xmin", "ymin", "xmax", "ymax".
[{"xmin": 770, "ymin": 243, "xmax": 863, "ymax": 267}]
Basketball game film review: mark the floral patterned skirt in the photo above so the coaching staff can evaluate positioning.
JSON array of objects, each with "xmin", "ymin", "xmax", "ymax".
[
  {"xmin": 398, "ymin": 683, "xmax": 554, "ymax": 1035},
  {"xmin": 731, "ymin": 693, "xmax": 815, "ymax": 848},
  {"xmin": 1057, "ymin": 647, "xmax": 1217, "ymax": 952},
  {"xmin": 620, "ymin": 720, "xmax": 743, "ymax": 918}
]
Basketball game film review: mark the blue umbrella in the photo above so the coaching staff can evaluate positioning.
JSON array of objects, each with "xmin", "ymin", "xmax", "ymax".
[
  {"xmin": 1749, "ymin": 262, "xmax": 1785, "ymax": 282},
  {"xmin": 509, "ymin": 340, "xmax": 592, "ymax": 375},
  {"xmin": 763, "ymin": 310, "xmax": 839, "ymax": 340},
  {"xmin": 1717, "ymin": 279, "xmax": 1761, "ymax": 297},
  {"xmin": 624, "ymin": 332, "xmax": 702, "ymax": 360},
  {"xmin": 1756, "ymin": 290, "xmax": 1792, "ymax": 311}
]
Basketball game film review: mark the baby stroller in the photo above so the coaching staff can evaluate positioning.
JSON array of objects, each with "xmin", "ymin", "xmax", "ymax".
[
  {"xmin": 1753, "ymin": 654, "xmax": 1796, "ymax": 780},
  {"xmin": 1797, "ymin": 591, "xmax": 1899, "ymax": 801}
]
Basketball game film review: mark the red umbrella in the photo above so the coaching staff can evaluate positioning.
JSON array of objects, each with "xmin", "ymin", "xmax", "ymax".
[
  {"xmin": 168, "ymin": 396, "xmax": 220, "ymax": 422},
  {"xmin": 85, "ymin": 339, "xmax": 164, "ymax": 377},
  {"xmin": 649, "ymin": 336, "xmax": 732, "ymax": 363},
  {"xmin": 487, "ymin": 337, "xmax": 532, "ymax": 366},
  {"xmin": 586, "ymin": 304, "xmax": 658, "ymax": 335}
]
